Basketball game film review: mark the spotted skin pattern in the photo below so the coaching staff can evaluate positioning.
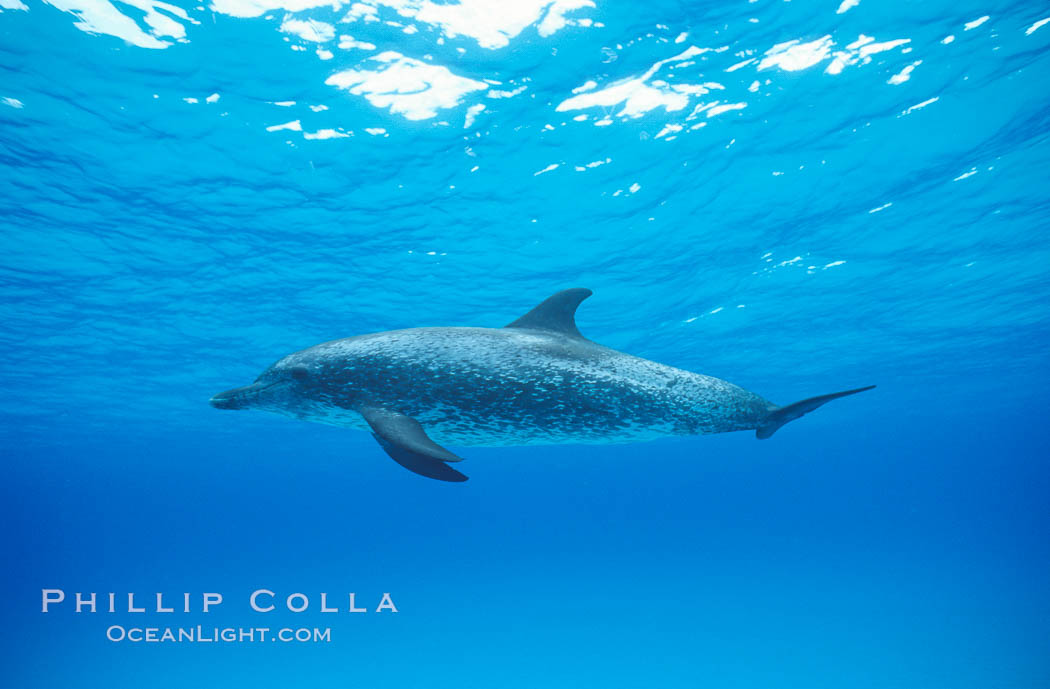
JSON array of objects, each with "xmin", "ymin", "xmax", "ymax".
[{"xmin": 239, "ymin": 326, "xmax": 775, "ymax": 447}]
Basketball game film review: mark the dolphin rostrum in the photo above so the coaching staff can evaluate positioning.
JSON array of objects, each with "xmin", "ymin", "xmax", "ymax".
[{"xmin": 211, "ymin": 289, "xmax": 874, "ymax": 482}]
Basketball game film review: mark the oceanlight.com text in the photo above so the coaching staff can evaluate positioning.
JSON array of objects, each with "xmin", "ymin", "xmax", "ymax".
[{"xmin": 106, "ymin": 625, "xmax": 331, "ymax": 643}]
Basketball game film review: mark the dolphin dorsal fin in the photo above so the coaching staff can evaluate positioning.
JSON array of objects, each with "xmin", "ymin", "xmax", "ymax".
[{"xmin": 504, "ymin": 288, "xmax": 593, "ymax": 339}]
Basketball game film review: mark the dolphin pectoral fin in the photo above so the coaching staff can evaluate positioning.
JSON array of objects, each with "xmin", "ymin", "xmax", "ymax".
[
  {"xmin": 371, "ymin": 434, "xmax": 469, "ymax": 482},
  {"xmin": 504, "ymin": 288, "xmax": 592, "ymax": 339},
  {"xmin": 756, "ymin": 385, "xmax": 876, "ymax": 439},
  {"xmin": 360, "ymin": 408, "xmax": 468, "ymax": 482}
]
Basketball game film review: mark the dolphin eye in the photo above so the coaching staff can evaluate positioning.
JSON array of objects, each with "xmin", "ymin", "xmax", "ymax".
[{"xmin": 290, "ymin": 365, "xmax": 310, "ymax": 381}]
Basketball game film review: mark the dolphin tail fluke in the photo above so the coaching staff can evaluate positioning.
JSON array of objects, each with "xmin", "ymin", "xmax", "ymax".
[{"xmin": 756, "ymin": 385, "xmax": 875, "ymax": 440}]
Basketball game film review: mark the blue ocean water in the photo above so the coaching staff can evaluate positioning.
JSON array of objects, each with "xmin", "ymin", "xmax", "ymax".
[{"xmin": 2, "ymin": 0, "xmax": 1049, "ymax": 686}]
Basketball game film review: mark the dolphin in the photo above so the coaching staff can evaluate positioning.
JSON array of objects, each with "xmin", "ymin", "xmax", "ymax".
[{"xmin": 210, "ymin": 289, "xmax": 873, "ymax": 482}]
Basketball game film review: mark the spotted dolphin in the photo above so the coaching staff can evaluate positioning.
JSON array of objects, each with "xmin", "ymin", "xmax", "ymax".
[{"xmin": 210, "ymin": 289, "xmax": 874, "ymax": 481}]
